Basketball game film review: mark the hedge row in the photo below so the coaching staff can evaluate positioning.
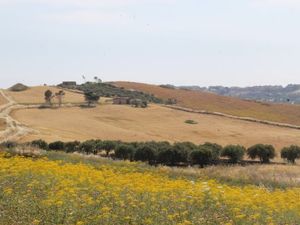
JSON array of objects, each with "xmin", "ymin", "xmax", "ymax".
[{"xmin": 2, "ymin": 140, "xmax": 300, "ymax": 166}]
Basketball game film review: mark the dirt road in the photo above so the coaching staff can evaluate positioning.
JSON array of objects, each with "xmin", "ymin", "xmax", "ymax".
[{"xmin": 0, "ymin": 90, "xmax": 34, "ymax": 142}]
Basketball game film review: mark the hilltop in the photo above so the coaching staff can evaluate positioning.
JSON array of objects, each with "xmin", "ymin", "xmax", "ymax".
[{"xmin": 113, "ymin": 81, "xmax": 300, "ymax": 126}]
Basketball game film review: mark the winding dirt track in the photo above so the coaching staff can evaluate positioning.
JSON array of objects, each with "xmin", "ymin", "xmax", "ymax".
[{"xmin": 0, "ymin": 90, "xmax": 35, "ymax": 142}]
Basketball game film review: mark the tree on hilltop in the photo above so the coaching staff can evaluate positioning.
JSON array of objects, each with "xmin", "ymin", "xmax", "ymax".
[
  {"xmin": 55, "ymin": 90, "xmax": 65, "ymax": 107},
  {"xmin": 84, "ymin": 91, "xmax": 100, "ymax": 107},
  {"xmin": 44, "ymin": 90, "xmax": 53, "ymax": 105}
]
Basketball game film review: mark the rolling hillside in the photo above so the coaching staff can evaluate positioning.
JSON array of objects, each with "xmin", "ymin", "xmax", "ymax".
[
  {"xmin": 114, "ymin": 82, "xmax": 300, "ymax": 126},
  {"xmin": 11, "ymin": 104, "xmax": 300, "ymax": 151}
]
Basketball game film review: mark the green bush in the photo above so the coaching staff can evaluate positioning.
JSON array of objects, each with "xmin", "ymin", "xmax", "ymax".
[
  {"xmin": 221, "ymin": 145, "xmax": 245, "ymax": 163},
  {"xmin": 134, "ymin": 145, "xmax": 156, "ymax": 164},
  {"xmin": 0, "ymin": 141, "xmax": 18, "ymax": 149},
  {"xmin": 190, "ymin": 147, "xmax": 213, "ymax": 167},
  {"xmin": 31, "ymin": 139, "xmax": 48, "ymax": 150},
  {"xmin": 48, "ymin": 141, "xmax": 65, "ymax": 151},
  {"xmin": 247, "ymin": 144, "xmax": 276, "ymax": 163},
  {"xmin": 281, "ymin": 145, "xmax": 300, "ymax": 164},
  {"xmin": 115, "ymin": 144, "xmax": 135, "ymax": 160},
  {"xmin": 185, "ymin": 120, "xmax": 198, "ymax": 125}
]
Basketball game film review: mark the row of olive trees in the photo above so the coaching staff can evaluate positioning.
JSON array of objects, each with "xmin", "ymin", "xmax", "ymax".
[{"xmin": 29, "ymin": 140, "xmax": 300, "ymax": 166}]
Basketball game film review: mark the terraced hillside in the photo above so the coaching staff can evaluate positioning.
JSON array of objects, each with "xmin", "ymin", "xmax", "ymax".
[{"xmin": 114, "ymin": 82, "xmax": 300, "ymax": 126}]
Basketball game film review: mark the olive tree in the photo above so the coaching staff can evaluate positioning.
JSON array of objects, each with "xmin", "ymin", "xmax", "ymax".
[
  {"xmin": 247, "ymin": 144, "xmax": 276, "ymax": 163},
  {"xmin": 134, "ymin": 145, "xmax": 156, "ymax": 164},
  {"xmin": 44, "ymin": 90, "xmax": 53, "ymax": 105},
  {"xmin": 31, "ymin": 139, "xmax": 48, "ymax": 150},
  {"xmin": 115, "ymin": 144, "xmax": 135, "ymax": 160},
  {"xmin": 84, "ymin": 91, "xmax": 100, "ymax": 107},
  {"xmin": 48, "ymin": 141, "xmax": 65, "ymax": 151},
  {"xmin": 190, "ymin": 146, "xmax": 213, "ymax": 168},
  {"xmin": 281, "ymin": 145, "xmax": 300, "ymax": 164},
  {"xmin": 221, "ymin": 145, "xmax": 245, "ymax": 163},
  {"xmin": 200, "ymin": 142, "xmax": 222, "ymax": 161}
]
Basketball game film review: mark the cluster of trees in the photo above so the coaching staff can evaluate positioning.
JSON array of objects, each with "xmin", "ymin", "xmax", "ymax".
[
  {"xmin": 28, "ymin": 140, "xmax": 300, "ymax": 166},
  {"xmin": 63, "ymin": 82, "xmax": 163, "ymax": 104},
  {"xmin": 44, "ymin": 90, "xmax": 65, "ymax": 107}
]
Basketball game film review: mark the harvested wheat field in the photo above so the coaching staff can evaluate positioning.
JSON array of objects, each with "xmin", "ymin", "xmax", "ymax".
[
  {"xmin": 0, "ymin": 119, "xmax": 6, "ymax": 131},
  {"xmin": 4, "ymin": 86, "xmax": 84, "ymax": 104},
  {"xmin": 11, "ymin": 104, "xmax": 300, "ymax": 151},
  {"xmin": 114, "ymin": 82, "xmax": 300, "ymax": 126}
]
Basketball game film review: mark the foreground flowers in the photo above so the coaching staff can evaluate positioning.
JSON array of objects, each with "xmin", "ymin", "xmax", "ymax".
[{"xmin": 0, "ymin": 153, "xmax": 299, "ymax": 225}]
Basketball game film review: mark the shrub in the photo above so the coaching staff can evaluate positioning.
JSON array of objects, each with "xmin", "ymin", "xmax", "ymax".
[
  {"xmin": 115, "ymin": 144, "xmax": 135, "ymax": 160},
  {"xmin": 0, "ymin": 141, "xmax": 18, "ymax": 149},
  {"xmin": 221, "ymin": 145, "xmax": 245, "ymax": 163},
  {"xmin": 200, "ymin": 142, "xmax": 222, "ymax": 161},
  {"xmin": 247, "ymin": 144, "xmax": 276, "ymax": 163},
  {"xmin": 190, "ymin": 147, "xmax": 213, "ymax": 168},
  {"xmin": 31, "ymin": 139, "xmax": 48, "ymax": 150},
  {"xmin": 65, "ymin": 141, "xmax": 81, "ymax": 153},
  {"xmin": 48, "ymin": 141, "xmax": 65, "ymax": 151},
  {"xmin": 185, "ymin": 120, "xmax": 198, "ymax": 125},
  {"xmin": 134, "ymin": 145, "xmax": 156, "ymax": 164},
  {"xmin": 281, "ymin": 145, "xmax": 300, "ymax": 164}
]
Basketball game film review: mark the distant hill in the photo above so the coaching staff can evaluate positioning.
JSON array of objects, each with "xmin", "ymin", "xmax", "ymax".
[
  {"xmin": 113, "ymin": 81, "xmax": 300, "ymax": 126},
  {"xmin": 179, "ymin": 84, "xmax": 300, "ymax": 104}
]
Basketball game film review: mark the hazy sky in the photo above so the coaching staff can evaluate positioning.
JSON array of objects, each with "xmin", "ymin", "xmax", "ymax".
[{"xmin": 1, "ymin": 0, "xmax": 300, "ymax": 88}]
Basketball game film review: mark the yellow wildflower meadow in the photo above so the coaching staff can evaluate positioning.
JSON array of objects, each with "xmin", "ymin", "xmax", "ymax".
[{"xmin": 0, "ymin": 153, "xmax": 299, "ymax": 225}]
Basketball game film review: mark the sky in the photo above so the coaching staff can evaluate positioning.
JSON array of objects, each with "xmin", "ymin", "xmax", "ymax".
[{"xmin": 1, "ymin": 0, "xmax": 300, "ymax": 88}]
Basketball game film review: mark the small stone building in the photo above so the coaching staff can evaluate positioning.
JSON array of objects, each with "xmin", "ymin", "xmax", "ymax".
[
  {"xmin": 113, "ymin": 97, "xmax": 131, "ymax": 105},
  {"xmin": 61, "ymin": 81, "xmax": 77, "ymax": 87}
]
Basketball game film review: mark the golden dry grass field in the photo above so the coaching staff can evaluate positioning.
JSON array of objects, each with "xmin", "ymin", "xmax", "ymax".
[
  {"xmin": 11, "ymin": 104, "xmax": 300, "ymax": 151},
  {"xmin": 114, "ymin": 82, "xmax": 300, "ymax": 126},
  {"xmin": 0, "ymin": 119, "xmax": 6, "ymax": 131},
  {"xmin": 4, "ymin": 86, "xmax": 84, "ymax": 104}
]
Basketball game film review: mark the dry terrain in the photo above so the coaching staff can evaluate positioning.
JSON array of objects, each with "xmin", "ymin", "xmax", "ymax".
[
  {"xmin": 11, "ymin": 104, "xmax": 300, "ymax": 151},
  {"xmin": 4, "ymin": 86, "xmax": 84, "ymax": 104},
  {"xmin": 0, "ymin": 119, "xmax": 6, "ymax": 131},
  {"xmin": 0, "ymin": 93, "xmax": 7, "ymax": 105},
  {"xmin": 114, "ymin": 82, "xmax": 300, "ymax": 126}
]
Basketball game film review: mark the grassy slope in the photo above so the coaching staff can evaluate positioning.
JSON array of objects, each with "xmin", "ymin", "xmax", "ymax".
[{"xmin": 114, "ymin": 82, "xmax": 300, "ymax": 126}]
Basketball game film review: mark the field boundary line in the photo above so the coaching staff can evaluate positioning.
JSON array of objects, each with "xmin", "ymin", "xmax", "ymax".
[{"xmin": 164, "ymin": 105, "xmax": 300, "ymax": 130}]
